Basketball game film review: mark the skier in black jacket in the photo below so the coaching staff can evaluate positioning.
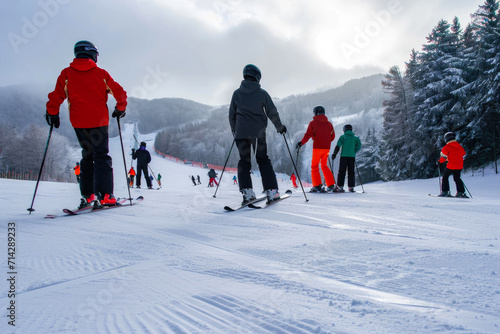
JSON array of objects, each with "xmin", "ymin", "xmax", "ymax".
[
  {"xmin": 132, "ymin": 141, "xmax": 152, "ymax": 189},
  {"xmin": 228, "ymin": 64, "xmax": 287, "ymax": 204}
]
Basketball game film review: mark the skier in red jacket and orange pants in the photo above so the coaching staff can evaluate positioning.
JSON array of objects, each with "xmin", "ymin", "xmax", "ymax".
[
  {"xmin": 296, "ymin": 106, "xmax": 336, "ymax": 192},
  {"xmin": 46, "ymin": 41, "xmax": 127, "ymax": 209}
]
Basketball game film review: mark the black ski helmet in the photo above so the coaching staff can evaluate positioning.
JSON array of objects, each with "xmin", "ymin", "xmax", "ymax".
[
  {"xmin": 140, "ymin": 141, "xmax": 146, "ymax": 147},
  {"xmin": 76, "ymin": 162, "xmax": 80, "ymax": 166},
  {"xmin": 243, "ymin": 64, "xmax": 261, "ymax": 82},
  {"xmin": 74, "ymin": 40, "xmax": 99, "ymax": 63},
  {"xmin": 313, "ymin": 106, "xmax": 325, "ymax": 116},
  {"xmin": 444, "ymin": 132, "xmax": 456, "ymax": 142},
  {"xmin": 343, "ymin": 124, "xmax": 353, "ymax": 132}
]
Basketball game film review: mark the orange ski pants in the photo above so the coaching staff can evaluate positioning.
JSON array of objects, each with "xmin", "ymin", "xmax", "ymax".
[{"xmin": 311, "ymin": 148, "xmax": 335, "ymax": 187}]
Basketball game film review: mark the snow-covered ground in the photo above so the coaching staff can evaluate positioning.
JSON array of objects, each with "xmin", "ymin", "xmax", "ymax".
[{"xmin": 2, "ymin": 125, "xmax": 499, "ymax": 334}]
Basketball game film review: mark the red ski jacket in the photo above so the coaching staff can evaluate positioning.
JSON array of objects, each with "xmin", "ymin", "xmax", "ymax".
[
  {"xmin": 299, "ymin": 114, "xmax": 335, "ymax": 149},
  {"xmin": 46, "ymin": 58, "xmax": 127, "ymax": 129},
  {"xmin": 440, "ymin": 141, "xmax": 466, "ymax": 170}
]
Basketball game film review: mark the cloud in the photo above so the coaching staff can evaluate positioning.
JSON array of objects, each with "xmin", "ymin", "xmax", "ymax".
[{"xmin": 0, "ymin": 0, "xmax": 487, "ymax": 106}]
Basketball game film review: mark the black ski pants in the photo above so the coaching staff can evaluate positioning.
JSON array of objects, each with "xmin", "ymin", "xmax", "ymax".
[
  {"xmin": 136, "ymin": 164, "xmax": 152, "ymax": 188},
  {"xmin": 441, "ymin": 168, "xmax": 465, "ymax": 193},
  {"xmin": 236, "ymin": 138, "xmax": 278, "ymax": 191},
  {"xmin": 337, "ymin": 156, "xmax": 356, "ymax": 188},
  {"xmin": 74, "ymin": 126, "xmax": 113, "ymax": 197}
]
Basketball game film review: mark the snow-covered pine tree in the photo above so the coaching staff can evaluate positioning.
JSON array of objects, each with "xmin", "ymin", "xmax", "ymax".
[
  {"xmin": 410, "ymin": 18, "xmax": 469, "ymax": 177},
  {"xmin": 379, "ymin": 66, "xmax": 415, "ymax": 180},
  {"xmin": 461, "ymin": 0, "xmax": 500, "ymax": 166},
  {"xmin": 356, "ymin": 128, "xmax": 380, "ymax": 183}
]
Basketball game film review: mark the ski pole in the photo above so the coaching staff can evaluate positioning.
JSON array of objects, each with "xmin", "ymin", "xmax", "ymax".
[
  {"xmin": 27, "ymin": 124, "xmax": 54, "ymax": 214},
  {"xmin": 213, "ymin": 139, "xmax": 235, "ymax": 198},
  {"xmin": 461, "ymin": 178, "xmax": 473, "ymax": 198},
  {"xmin": 283, "ymin": 133, "xmax": 308, "ymax": 202},
  {"xmin": 436, "ymin": 162, "xmax": 442, "ymax": 192},
  {"xmin": 117, "ymin": 117, "xmax": 133, "ymax": 205},
  {"xmin": 133, "ymin": 135, "xmax": 160, "ymax": 187},
  {"xmin": 330, "ymin": 156, "xmax": 336, "ymax": 185},
  {"xmin": 354, "ymin": 161, "xmax": 365, "ymax": 193}
]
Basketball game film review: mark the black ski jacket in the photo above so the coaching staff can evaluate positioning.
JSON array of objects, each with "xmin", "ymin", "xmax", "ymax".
[
  {"xmin": 228, "ymin": 79, "xmax": 285, "ymax": 139},
  {"xmin": 132, "ymin": 148, "xmax": 151, "ymax": 167}
]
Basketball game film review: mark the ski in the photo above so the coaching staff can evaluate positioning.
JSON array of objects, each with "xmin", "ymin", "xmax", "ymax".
[
  {"xmin": 224, "ymin": 196, "xmax": 267, "ymax": 212},
  {"xmin": 331, "ymin": 190, "xmax": 365, "ymax": 194},
  {"xmin": 309, "ymin": 189, "xmax": 365, "ymax": 194},
  {"xmin": 63, "ymin": 197, "xmax": 129, "ymax": 215},
  {"xmin": 428, "ymin": 194, "xmax": 469, "ymax": 199},
  {"xmin": 248, "ymin": 190, "xmax": 293, "ymax": 209},
  {"xmin": 44, "ymin": 196, "xmax": 144, "ymax": 219}
]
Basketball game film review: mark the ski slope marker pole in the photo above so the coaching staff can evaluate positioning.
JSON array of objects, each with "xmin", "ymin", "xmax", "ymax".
[
  {"xmin": 283, "ymin": 133, "xmax": 308, "ymax": 202},
  {"xmin": 117, "ymin": 118, "xmax": 133, "ymax": 205},
  {"xmin": 27, "ymin": 124, "xmax": 54, "ymax": 214},
  {"xmin": 213, "ymin": 139, "xmax": 235, "ymax": 198},
  {"xmin": 355, "ymin": 161, "xmax": 365, "ymax": 193}
]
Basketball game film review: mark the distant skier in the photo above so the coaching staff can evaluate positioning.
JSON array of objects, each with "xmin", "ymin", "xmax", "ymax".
[
  {"xmin": 132, "ymin": 141, "xmax": 152, "ymax": 189},
  {"xmin": 157, "ymin": 173, "xmax": 162, "ymax": 187},
  {"xmin": 229, "ymin": 64, "xmax": 287, "ymax": 204},
  {"xmin": 290, "ymin": 172, "xmax": 298, "ymax": 188},
  {"xmin": 196, "ymin": 175, "xmax": 201, "ymax": 185},
  {"xmin": 332, "ymin": 124, "xmax": 361, "ymax": 193},
  {"xmin": 438, "ymin": 132, "xmax": 467, "ymax": 198},
  {"xmin": 128, "ymin": 167, "xmax": 136, "ymax": 187},
  {"xmin": 208, "ymin": 169, "xmax": 218, "ymax": 187},
  {"xmin": 73, "ymin": 162, "xmax": 81, "ymax": 184},
  {"xmin": 191, "ymin": 175, "xmax": 197, "ymax": 186},
  {"xmin": 46, "ymin": 40, "xmax": 127, "ymax": 209},
  {"xmin": 232, "ymin": 175, "xmax": 238, "ymax": 185},
  {"xmin": 296, "ymin": 106, "xmax": 336, "ymax": 193}
]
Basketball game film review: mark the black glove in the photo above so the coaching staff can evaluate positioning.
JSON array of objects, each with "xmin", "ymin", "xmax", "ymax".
[
  {"xmin": 331, "ymin": 153, "xmax": 337, "ymax": 160},
  {"xmin": 295, "ymin": 142, "xmax": 302, "ymax": 150},
  {"xmin": 131, "ymin": 148, "xmax": 135, "ymax": 154},
  {"xmin": 278, "ymin": 125, "xmax": 287, "ymax": 134},
  {"xmin": 112, "ymin": 107, "xmax": 126, "ymax": 118},
  {"xmin": 45, "ymin": 112, "xmax": 60, "ymax": 128}
]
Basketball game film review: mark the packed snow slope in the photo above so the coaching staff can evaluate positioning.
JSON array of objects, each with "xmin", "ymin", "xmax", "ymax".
[{"xmin": 2, "ymin": 125, "xmax": 500, "ymax": 334}]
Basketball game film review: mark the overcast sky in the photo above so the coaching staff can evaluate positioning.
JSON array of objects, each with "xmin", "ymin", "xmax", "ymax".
[{"xmin": 1, "ymin": 0, "xmax": 486, "ymax": 106}]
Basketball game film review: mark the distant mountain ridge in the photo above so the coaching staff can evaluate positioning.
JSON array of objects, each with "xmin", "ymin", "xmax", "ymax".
[{"xmin": 0, "ymin": 74, "xmax": 386, "ymax": 136}]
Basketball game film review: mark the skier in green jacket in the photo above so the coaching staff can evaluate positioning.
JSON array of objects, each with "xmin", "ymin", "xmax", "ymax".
[{"xmin": 331, "ymin": 124, "xmax": 361, "ymax": 192}]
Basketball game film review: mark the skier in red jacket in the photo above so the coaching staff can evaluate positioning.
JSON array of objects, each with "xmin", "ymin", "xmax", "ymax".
[
  {"xmin": 438, "ymin": 132, "xmax": 467, "ymax": 198},
  {"xmin": 296, "ymin": 106, "xmax": 336, "ymax": 192},
  {"xmin": 46, "ymin": 40, "xmax": 127, "ymax": 209},
  {"xmin": 290, "ymin": 172, "xmax": 298, "ymax": 188}
]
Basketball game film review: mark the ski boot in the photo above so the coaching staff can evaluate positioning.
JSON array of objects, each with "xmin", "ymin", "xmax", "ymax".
[
  {"xmin": 78, "ymin": 194, "xmax": 96, "ymax": 209},
  {"xmin": 438, "ymin": 191, "xmax": 452, "ymax": 197},
  {"xmin": 310, "ymin": 185, "xmax": 325, "ymax": 193},
  {"xmin": 241, "ymin": 188, "xmax": 256, "ymax": 205},
  {"xmin": 99, "ymin": 193, "xmax": 118, "ymax": 206},
  {"xmin": 265, "ymin": 189, "xmax": 280, "ymax": 204},
  {"xmin": 455, "ymin": 192, "xmax": 469, "ymax": 198},
  {"xmin": 348, "ymin": 187, "xmax": 356, "ymax": 193},
  {"xmin": 337, "ymin": 186, "xmax": 345, "ymax": 193},
  {"xmin": 326, "ymin": 185, "xmax": 337, "ymax": 193}
]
